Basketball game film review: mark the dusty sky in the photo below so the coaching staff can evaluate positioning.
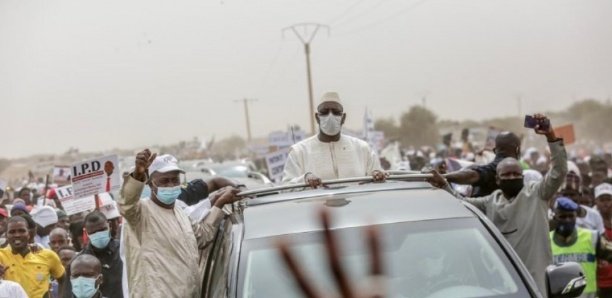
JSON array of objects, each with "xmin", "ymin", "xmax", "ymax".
[{"xmin": 1, "ymin": 0, "xmax": 611, "ymax": 158}]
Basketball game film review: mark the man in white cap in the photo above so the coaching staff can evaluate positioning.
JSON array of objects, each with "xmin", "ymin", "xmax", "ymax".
[
  {"xmin": 594, "ymin": 183, "xmax": 612, "ymax": 296},
  {"xmin": 31, "ymin": 205, "xmax": 58, "ymax": 248},
  {"xmin": 118, "ymin": 149, "xmax": 241, "ymax": 298},
  {"xmin": 283, "ymin": 92, "xmax": 386, "ymax": 187}
]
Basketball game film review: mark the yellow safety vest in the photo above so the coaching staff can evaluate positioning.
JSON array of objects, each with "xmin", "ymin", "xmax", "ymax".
[{"xmin": 550, "ymin": 228, "xmax": 598, "ymax": 294}]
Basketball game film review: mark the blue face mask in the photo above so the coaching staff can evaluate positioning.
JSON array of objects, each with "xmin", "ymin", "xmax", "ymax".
[
  {"xmin": 88, "ymin": 230, "xmax": 111, "ymax": 249},
  {"xmin": 71, "ymin": 276, "xmax": 100, "ymax": 298},
  {"xmin": 155, "ymin": 185, "xmax": 182, "ymax": 205},
  {"xmin": 141, "ymin": 185, "xmax": 151, "ymax": 199}
]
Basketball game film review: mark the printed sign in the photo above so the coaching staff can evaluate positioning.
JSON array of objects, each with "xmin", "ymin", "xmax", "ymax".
[
  {"xmin": 554, "ymin": 124, "xmax": 576, "ymax": 145},
  {"xmin": 52, "ymin": 166, "xmax": 72, "ymax": 185},
  {"xmin": 55, "ymin": 185, "xmax": 96, "ymax": 215},
  {"xmin": 71, "ymin": 155, "xmax": 120, "ymax": 200},
  {"xmin": 265, "ymin": 148, "xmax": 290, "ymax": 183},
  {"xmin": 268, "ymin": 130, "xmax": 306, "ymax": 148}
]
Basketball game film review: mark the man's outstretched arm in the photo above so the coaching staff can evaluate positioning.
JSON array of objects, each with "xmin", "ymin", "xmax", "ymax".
[{"xmin": 444, "ymin": 169, "xmax": 480, "ymax": 185}]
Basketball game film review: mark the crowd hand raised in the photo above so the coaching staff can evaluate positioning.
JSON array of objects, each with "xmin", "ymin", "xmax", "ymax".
[
  {"xmin": 426, "ymin": 170, "xmax": 449, "ymax": 189},
  {"xmin": 532, "ymin": 114, "xmax": 557, "ymax": 141},
  {"xmin": 277, "ymin": 208, "xmax": 385, "ymax": 298},
  {"xmin": 371, "ymin": 170, "xmax": 388, "ymax": 183},
  {"xmin": 305, "ymin": 173, "xmax": 323, "ymax": 189},
  {"xmin": 133, "ymin": 149, "xmax": 157, "ymax": 181},
  {"xmin": 213, "ymin": 187, "xmax": 241, "ymax": 208}
]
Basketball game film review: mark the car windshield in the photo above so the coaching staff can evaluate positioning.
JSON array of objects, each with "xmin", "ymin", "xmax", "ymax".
[{"xmin": 238, "ymin": 218, "xmax": 531, "ymax": 298}]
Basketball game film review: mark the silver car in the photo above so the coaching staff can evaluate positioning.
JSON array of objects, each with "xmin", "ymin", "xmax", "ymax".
[{"xmin": 202, "ymin": 178, "xmax": 585, "ymax": 298}]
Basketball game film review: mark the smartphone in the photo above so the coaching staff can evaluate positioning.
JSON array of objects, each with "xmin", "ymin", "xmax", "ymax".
[{"xmin": 524, "ymin": 115, "xmax": 550, "ymax": 130}]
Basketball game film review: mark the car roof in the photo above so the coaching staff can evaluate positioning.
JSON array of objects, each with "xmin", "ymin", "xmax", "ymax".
[{"xmin": 242, "ymin": 182, "xmax": 477, "ymax": 240}]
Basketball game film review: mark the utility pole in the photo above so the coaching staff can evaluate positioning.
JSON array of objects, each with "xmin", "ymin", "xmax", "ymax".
[
  {"xmin": 516, "ymin": 95, "xmax": 523, "ymax": 118},
  {"xmin": 283, "ymin": 23, "xmax": 330, "ymax": 135},
  {"xmin": 234, "ymin": 98, "xmax": 257, "ymax": 142}
]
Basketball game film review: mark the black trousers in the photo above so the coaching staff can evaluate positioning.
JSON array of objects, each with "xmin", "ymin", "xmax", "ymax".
[{"xmin": 599, "ymin": 287, "xmax": 612, "ymax": 298}]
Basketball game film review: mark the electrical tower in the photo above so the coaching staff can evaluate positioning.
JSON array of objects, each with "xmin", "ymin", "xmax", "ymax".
[{"xmin": 283, "ymin": 23, "xmax": 330, "ymax": 135}]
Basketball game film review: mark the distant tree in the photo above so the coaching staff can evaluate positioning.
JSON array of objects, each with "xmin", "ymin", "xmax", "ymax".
[
  {"xmin": 210, "ymin": 135, "xmax": 247, "ymax": 160},
  {"xmin": 563, "ymin": 99, "xmax": 612, "ymax": 144},
  {"xmin": 374, "ymin": 118, "xmax": 400, "ymax": 140},
  {"xmin": 398, "ymin": 106, "xmax": 440, "ymax": 147}
]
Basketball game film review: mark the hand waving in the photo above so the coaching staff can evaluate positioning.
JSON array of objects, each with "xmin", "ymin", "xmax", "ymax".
[
  {"xmin": 134, "ymin": 149, "xmax": 157, "ymax": 181},
  {"xmin": 277, "ymin": 209, "xmax": 385, "ymax": 298}
]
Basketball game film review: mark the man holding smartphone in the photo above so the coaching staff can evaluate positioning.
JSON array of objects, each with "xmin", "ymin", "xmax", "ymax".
[
  {"xmin": 443, "ymin": 131, "xmax": 522, "ymax": 197},
  {"xmin": 427, "ymin": 114, "xmax": 567, "ymax": 295}
]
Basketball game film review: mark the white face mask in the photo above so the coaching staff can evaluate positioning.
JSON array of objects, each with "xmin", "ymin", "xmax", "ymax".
[{"xmin": 319, "ymin": 113, "xmax": 343, "ymax": 136}]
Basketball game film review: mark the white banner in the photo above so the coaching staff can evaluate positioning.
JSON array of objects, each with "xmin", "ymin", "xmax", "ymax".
[
  {"xmin": 265, "ymin": 148, "xmax": 290, "ymax": 183},
  {"xmin": 71, "ymin": 155, "xmax": 120, "ymax": 200},
  {"xmin": 268, "ymin": 130, "xmax": 306, "ymax": 149},
  {"xmin": 55, "ymin": 185, "xmax": 96, "ymax": 216},
  {"xmin": 52, "ymin": 166, "xmax": 72, "ymax": 185}
]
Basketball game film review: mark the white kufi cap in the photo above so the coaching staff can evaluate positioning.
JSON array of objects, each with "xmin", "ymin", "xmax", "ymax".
[
  {"xmin": 31, "ymin": 206, "xmax": 58, "ymax": 228},
  {"xmin": 149, "ymin": 154, "xmax": 184, "ymax": 175}
]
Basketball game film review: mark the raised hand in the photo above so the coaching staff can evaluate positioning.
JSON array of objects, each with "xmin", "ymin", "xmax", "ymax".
[
  {"xmin": 277, "ymin": 209, "xmax": 385, "ymax": 298},
  {"xmin": 134, "ymin": 149, "xmax": 157, "ymax": 181},
  {"xmin": 532, "ymin": 114, "xmax": 557, "ymax": 142}
]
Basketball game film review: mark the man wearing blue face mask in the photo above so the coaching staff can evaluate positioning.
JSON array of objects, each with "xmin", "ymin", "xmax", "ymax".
[
  {"xmin": 62, "ymin": 211, "xmax": 122, "ymax": 298},
  {"xmin": 70, "ymin": 254, "xmax": 105, "ymax": 298},
  {"xmin": 283, "ymin": 92, "xmax": 386, "ymax": 187},
  {"xmin": 118, "ymin": 150, "xmax": 241, "ymax": 298}
]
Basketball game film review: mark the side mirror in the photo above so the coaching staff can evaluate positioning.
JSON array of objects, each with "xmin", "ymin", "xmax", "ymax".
[
  {"xmin": 546, "ymin": 262, "xmax": 587, "ymax": 298},
  {"xmin": 247, "ymin": 172, "xmax": 263, "ymax": 181}
]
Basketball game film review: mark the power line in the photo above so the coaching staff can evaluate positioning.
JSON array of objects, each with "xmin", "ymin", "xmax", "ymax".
[
  {"xmin": 327, "ymin": 0, "xmax": 368, "ymax": 25},
  {"xmin": 334, "ymin": 0, "xmax": 430, "ymax": 37},
  {"xmin": 331, "ymin": 0, "xmax": 389, "ymax": 28},
  {"xmin": 258, "ymin": 40, "xmax": 286, "ymax": 92}
]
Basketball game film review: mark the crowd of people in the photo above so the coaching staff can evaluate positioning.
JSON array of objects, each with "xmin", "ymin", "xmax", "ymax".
[{"xmin": 0, "ymin": 92, "xmax": 611, "ymax": 298}]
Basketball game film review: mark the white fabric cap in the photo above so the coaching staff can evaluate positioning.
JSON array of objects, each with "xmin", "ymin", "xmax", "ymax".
[
  {"xmin": 595, "ymin": 183, "xmax": 612, "ymax": 198},
  {"xmin": 149, "ymin": 154, "xmax": 184, "ymax": 175},
  {"xmin": 100, "ymin": 201, "xmax": 121, "ymax": 219},
  {"xmin": 523, "ymin": 169, "xmax": 543, "ymax": 185},
  {"xmin": 567, "ymin": 161, "xmax": 581, "ymax": 177},
  {"xmin": 319, "ymin": 92, "xmax": 341, "ymax": 105},
  {"xmin": 31, "ymin": 206, "xmax": 58, "ymax": 228}
]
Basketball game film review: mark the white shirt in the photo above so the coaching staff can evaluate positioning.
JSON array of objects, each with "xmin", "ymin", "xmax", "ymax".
[
  {"xmin": 0, "ymin": 280, "xmax": 28, "ymax": 298},
  {"xmin": 577, "ymin": 205, "xmax": 605, "ymax": 234},
  {"xmin": 34, "ymin": 234, "xmax": 50, "ymax": 249},
  {"xmin": 282, "ymin": 134, "xmax": 382, "ymax": 183}
]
